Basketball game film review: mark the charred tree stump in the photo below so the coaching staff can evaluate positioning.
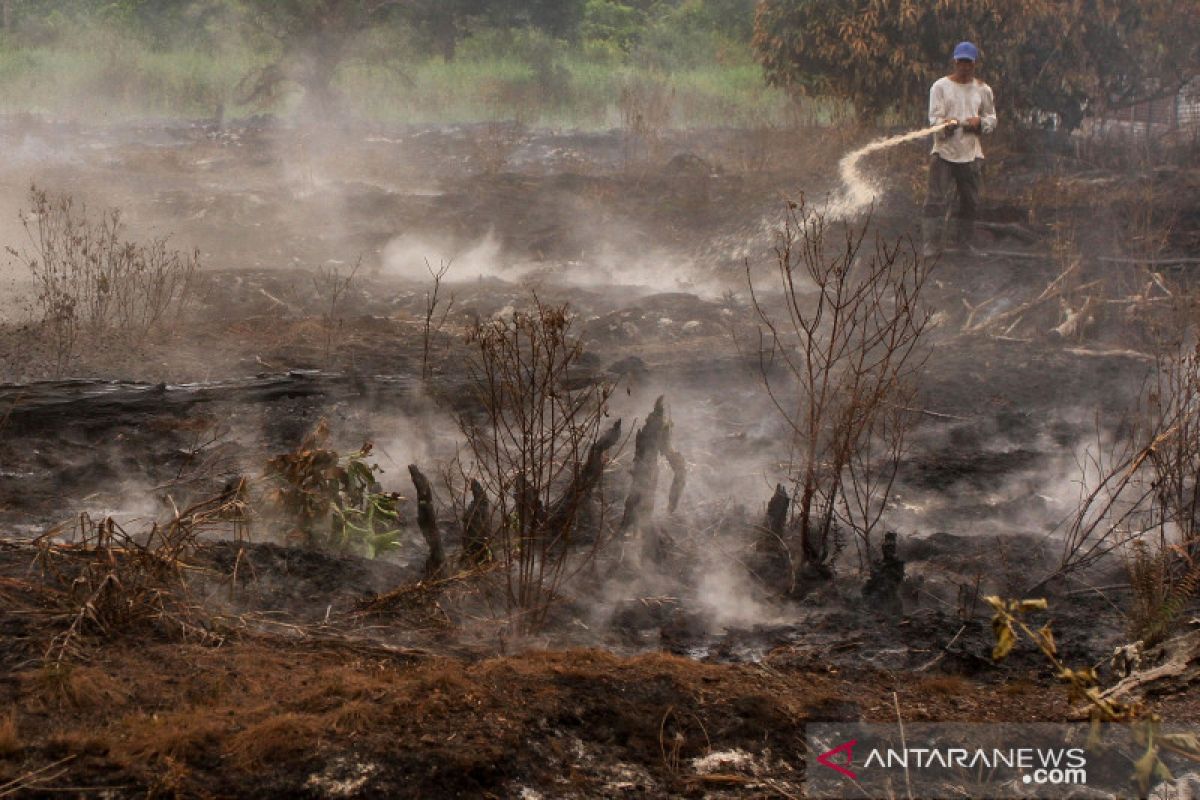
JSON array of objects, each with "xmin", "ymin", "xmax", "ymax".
[
  {"xmin": 408, "ymin": 465, "xmax": 445, "ymax": 578},
  {"xmin": 862, "ymin": 531, "xmax": 905, "ymax": 617},
  {"xmin": 664, "ymin": 444, "xmax": 686, "ymax": 514},
  {"xmin": 546, "ymin": 419, "xmax": 623, "ymax": 545},
  {"xmin": 515, "ymin": 473, "xmax": 547, "ymax": 544},
  {"xmin": 754, "ymin": 484, "xmax": 792, "ymax": 589},
  {"xmin": 621, "ymin": 398, "xmax": 669, "ymax": 532},
  {"xmin": 620, "ymin": 398, "xmax": 686, "ymax": 562},
  {"xmin": 758, "ymin": 484, "xmax": 789, "ymax": 550},
  {"xmin": 461, "ymin": 479, "xmax": 492, "ymax": 566}
]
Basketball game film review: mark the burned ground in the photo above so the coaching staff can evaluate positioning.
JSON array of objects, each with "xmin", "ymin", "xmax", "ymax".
[{"xmin": 1, "ymin": 116, "xmax": 1199, "ymax": 797}]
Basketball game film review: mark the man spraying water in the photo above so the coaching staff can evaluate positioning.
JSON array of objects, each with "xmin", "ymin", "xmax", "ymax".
[{"xmin": 922, "ymin": 41, "xmax": 997, "ymax": 256}]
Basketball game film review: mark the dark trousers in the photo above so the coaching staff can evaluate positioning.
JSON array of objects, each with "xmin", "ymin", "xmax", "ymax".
[{"xmin": 923, "ymin": 155, "xmax": 982, "ymax": 242}]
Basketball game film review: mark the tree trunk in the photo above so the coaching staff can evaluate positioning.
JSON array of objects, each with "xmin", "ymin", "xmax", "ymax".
[
  {"xmin": 761, "ymin": 483, "xmax": 789, "ymax": 550},
  {"xmin": 753, "ymin": 484, "xmax": 793, "ymax": 593},
  {"xmin": 621, "ymin": 396, "xmax": 669, "ymax": 533},
  {"xmin": 664, "ymin": 444, "xmax": 686, "ymax": 513},
  {"xmin": 461, "ymin": 478, "xmax": 491, "ymax": 566},
  {"xmin": 408, "ymin": 465, "xmax": 445, "ymax": 578},
  {"xmin": 546, "ymin": 419, "xmax": 622, "ymax": 543},
  {"xmin": 433, "ymin": 15, "xmax": 459, "ymax": 62}
]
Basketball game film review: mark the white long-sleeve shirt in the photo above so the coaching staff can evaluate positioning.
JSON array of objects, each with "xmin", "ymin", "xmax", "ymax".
[{"xmin": 928, "ymin": 77, "xmax": 997, "ymax": 163}]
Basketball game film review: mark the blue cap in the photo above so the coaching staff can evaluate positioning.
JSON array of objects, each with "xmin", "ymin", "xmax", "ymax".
[{"xmin": 953, "ymin": 41, "xmax": 979, "ymax": 62}]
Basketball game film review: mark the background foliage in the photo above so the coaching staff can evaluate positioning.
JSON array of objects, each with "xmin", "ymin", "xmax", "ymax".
[
  {"xmin": 0, "ymin": 0, "xmax": 773, "ymax": 124},
  {"xmin": 0, "ymin": 0, "xmax": 1193, "ymax": 129},
  {"xmin": 753, "ymin": 0, "xmax": 1200, "ymax": 129}
]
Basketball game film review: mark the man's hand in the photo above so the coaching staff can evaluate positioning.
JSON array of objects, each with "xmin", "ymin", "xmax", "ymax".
[
  {"xmin": 941, "ymin": 118, "xmax": 959, "ymax": 134},
  {"xmin": 962, "ymin": 116, "xmax": 982, "ymax": 133}
]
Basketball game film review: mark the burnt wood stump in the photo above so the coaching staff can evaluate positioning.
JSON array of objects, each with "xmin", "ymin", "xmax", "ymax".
[{"xmin": 408, "ymin": 464, "xmax": 445, "ymax": 578}]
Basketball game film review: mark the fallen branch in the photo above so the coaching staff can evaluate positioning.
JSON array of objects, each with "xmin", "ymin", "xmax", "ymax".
[
  {"xmin": 0, "ymin": 756, "xmax": 77, "ymax": 798},
  {"xmin": 1097, "ymin": 256, "xmax": 1200, "ymax": 265},
  {"xmin": 1096, "ymin": 629, "xmax": 1200, "ymax": 707},
  {"xmin": 1050, "ymin": 295, "xmax": 1095, "ymax": 339},
  {"xmin": 915, "ymin": 624, "xmax": 968, "ymax": 672},
  {"xmin": 963, "ymin": 262, "xmax": 1087, "ymax": 334},
  {"xmin": 1064, "ymin": 347, "xmax": 1154, "ymax": 362}
]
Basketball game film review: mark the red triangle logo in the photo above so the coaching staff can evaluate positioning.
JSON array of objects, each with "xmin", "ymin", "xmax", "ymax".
[{"xmin": 817, "ymin": 739, "xmax": 858, "ymax": 779}]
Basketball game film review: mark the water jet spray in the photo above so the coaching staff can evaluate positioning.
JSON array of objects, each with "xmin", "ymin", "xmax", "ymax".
[{"xmin": 830, "ymin": 121, "xmax": 955, "ymax": 217}]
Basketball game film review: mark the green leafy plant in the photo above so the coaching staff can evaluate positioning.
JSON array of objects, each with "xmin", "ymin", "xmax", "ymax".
[{"xmin": 265, "ymin": 419, "xmax": 403, "ymax": 558}]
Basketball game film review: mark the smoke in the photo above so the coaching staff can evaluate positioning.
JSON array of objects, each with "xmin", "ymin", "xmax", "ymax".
[
  {"xmin": 691, "ymin": 545, "xmax": 782, "ymax": 629},
  {"xmin": 381, "ymin": 228, "xmax": 733, "ymax": 300},
  {"xmin": 382, "ymin": 229, "xmax": 508, "ymax": 282},
  {"xmin": 371, "ymin": 405, "xmax": 464, "ymax": 493},
  {"xmin": 573, "ymin": 380, "xmax": 790, "ymax": 635}
]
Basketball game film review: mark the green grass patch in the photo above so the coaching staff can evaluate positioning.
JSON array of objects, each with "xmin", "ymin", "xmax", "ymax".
[{"xmin": 0, "ymin": 31, "xmax": 794, "ymax": 129}]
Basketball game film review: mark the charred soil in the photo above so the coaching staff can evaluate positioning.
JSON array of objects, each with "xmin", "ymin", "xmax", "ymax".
[{"xmin": 1, "ymin": 119, "xmax": 1199, "ymax": 797}]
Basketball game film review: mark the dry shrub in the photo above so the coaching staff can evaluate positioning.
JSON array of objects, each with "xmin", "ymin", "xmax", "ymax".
[
  {"xmin": 9, "ymin": 186, "xmax": 199, "ymax": 375},
  {"xmin": 460, "ymin": 298, "xmax": 620, "ymax": 632},
  {"xmin": 1125, "ymin": 539, "xmax": 1200, "ymax": 647},
  {"xmin": 747, "ymin": 200, "xmax": 931, "ymax": 584},
  {"xmin": 988, "ymin": 596, "xmax": 1200, "ymax": 795},
  {"xmin": 311, "ymin": 259, "xmax": 361, "ymax": 367},
  {"xmin": 0, "ymin": 714, "xmax": 21, "ymax": 758},
  {"xmin": 225, "ymin": 712, "xmax": 326, "ymax": 769},
  {"xmin": 619, "ymin": 76, "xmax": 674, "ymax": 172},
  {"xmin": 470, "ymin": 121, "xmax": 524, "ymax": 176},
  {"xmin": 1058, "ymin": 337, "xmax": 1200, "ymax": 642},
  {"xmin": 31, "ymin": 498, "xmax": 237, "ymax": 665}
]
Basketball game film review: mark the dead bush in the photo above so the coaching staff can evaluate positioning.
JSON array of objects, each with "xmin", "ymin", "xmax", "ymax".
[
  {"xmin": 29, "ymin": 493, "xmax": 238, "ymax": 665},
  {"xmin": 459, "ymin": 297, "xmax": 620, "ymax": 632},
  {"xmin": 747, "ymin": 200, "xmax": 931, "ymax": 586},
  {"xmin": 1056, "ymin": 338, "xmax": 1200, "ymax": 642},
  {"xmin": 9, "ymin": 186, "xmax": 199, "ymax": 375},
  {"xmin": 311, "ymin": 258, "xmax": 361, "ymax": 367},
  {"xmin": 619, "ymin": 76, "xmax": 674, "ymax": 172},
  {"xmin": 421, "ymin": 258, "xmax": 454, "ymax": 383},
  {"xmin": 470, "ymin": 121, "xmax": 524, "ymax": 176}
]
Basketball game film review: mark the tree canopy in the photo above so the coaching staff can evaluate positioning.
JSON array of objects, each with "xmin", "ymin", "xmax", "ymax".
[{"xmin": 753, "ymin": 0, "xmax": 1200, "ymax": 129}]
